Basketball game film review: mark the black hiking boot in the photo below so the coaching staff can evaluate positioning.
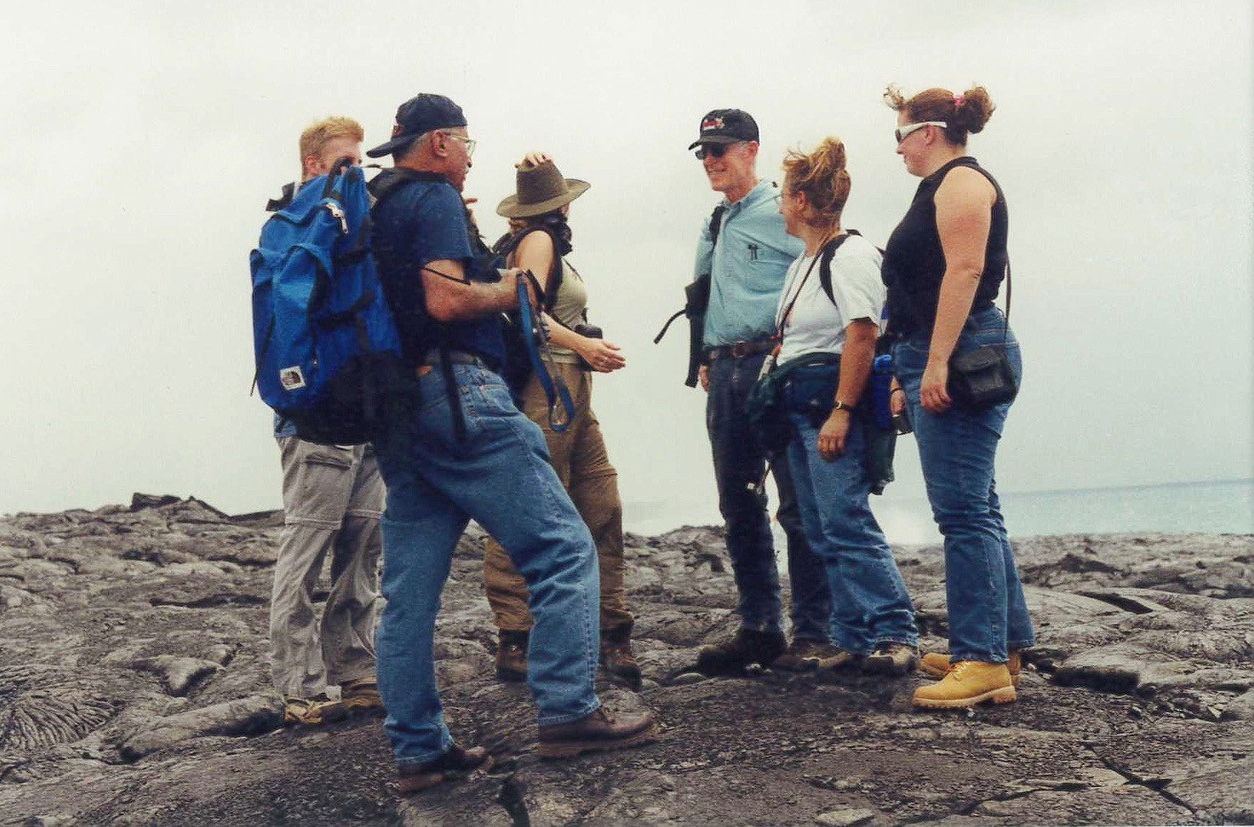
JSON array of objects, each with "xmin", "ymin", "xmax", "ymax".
[{"xmin": 695, "ymin": 629, "xmax": 787, "ymax": 676}]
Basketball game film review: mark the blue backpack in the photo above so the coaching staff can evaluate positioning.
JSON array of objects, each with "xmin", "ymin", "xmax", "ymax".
[{"xmin": 250, "ymin": 160, "xmax": 406, "ymax": 445}]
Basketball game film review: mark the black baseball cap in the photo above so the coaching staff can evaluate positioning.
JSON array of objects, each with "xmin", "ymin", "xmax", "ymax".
[
  {"xmin": 366, "ymin": 93, "xmax": 468, "ymax": 158},
  {"xmin": 687, "ymin": 108, "xmax": 759, "ymax": 150}
]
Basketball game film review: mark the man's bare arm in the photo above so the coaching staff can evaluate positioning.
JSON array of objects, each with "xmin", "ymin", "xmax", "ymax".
[{"xmin": 420, "ymin": 260, "xmax": 534, "ymax": 322}]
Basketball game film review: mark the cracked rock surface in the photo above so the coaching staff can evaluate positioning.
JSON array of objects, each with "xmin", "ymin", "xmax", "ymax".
[{"xmin": 0, "ymin": 496, "xmax": 1250, "ymax": 825}]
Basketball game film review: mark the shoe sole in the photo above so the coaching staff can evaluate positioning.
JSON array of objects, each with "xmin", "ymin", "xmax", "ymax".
[
  {"xmin": 862, "ymin": 656, "xmax": 920, "ymax": 677},
  {"xmin": 396, "ymin": 756, "xmax": 495, "ymax": 795},
  {"xmin": 538, "ymin": 722, "xmax": 660, "ymax": 760},
  {"xmin": 814, "ymin": 658, "xmax": 862, "ymax": 672},
  {"xmin": 694, "ymin": 661, "xmax": 759, "ymax": 677},
  {"xmin": 912, "ymin": 686, "xmax": 1018, "ymax": 709},
  {"xmin": 771, "ymin": 656, "xmax": 821, "ymax": 673},
  {"xmin": 286, "ymin": 706, "xmax": 349, "ymax": 726},
  {"xmin": 918, "ymin": 661, "xmax": 1021, "ymax": 687}
]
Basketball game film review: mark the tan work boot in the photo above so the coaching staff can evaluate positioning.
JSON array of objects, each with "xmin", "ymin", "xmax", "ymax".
[
  {"xmin": 862, "ymin": 642, "xmax": 920, "ymax": 677},
  {"xmin": 538, "ymin": 707, "xmax": 659, "ymax": 759},
  {"xmin": 600, "ymin": 627, "xmax": 643, "ymax": 690},
  {"xmin": 919, "ymin": 650, "xmax": 1022, "ymax": 686},
  {"xmin": 396, "ymin": 743, "xmax": 493, "ymax": 795},
  {"xmin": 495, "ymin": 630, "xmax": 529, "ymax": 683},
  {"xmin": 341, "ymin": 677, "xmax": 385, "ymax": 716},
  {"xmin": 283, "ymin": 693, "xmax": 347, "ymax": 726},
  {"xmin": 773, "ymin": 639, "xmax": 848, "ymax": 672},
  {"xmin": 912, "ymin": 661, "xmax": 1017, "ymax": 709}
]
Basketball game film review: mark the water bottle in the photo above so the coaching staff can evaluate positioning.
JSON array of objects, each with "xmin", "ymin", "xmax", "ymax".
[{"xmin": 870, "ymin": 353, "xmax": 894, "ymax": 430}]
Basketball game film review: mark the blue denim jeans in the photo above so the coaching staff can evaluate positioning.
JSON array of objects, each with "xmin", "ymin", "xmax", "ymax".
[
  {"xmin": 892, "ymin": 306, "xmax": 1036, "ymax": 662},
  {"xmin": 373, "ymin": 364, "xmax": 601, "ymax": 766},
  {"xmin": 786, "ymin": 402, "xmax": 918, "ymax": 655},
  {"xmin": 706, "ymin": 352, "xmax": 831, "ymax": 640}
]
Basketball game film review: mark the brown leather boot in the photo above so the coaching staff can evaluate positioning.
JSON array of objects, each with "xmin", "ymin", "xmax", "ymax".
[
  {"xmin": 396, "ymin": 743, "xmax": 493, "ymax": 794},
  {"xmin": 601, "ymin": 625, "xmax": 642, "ymax": 690},
  {"xmin": 538, "ymin": 707, "xmax": 659, "ymax": 759},
  {"xmin": 495, "ymin": 630, "xmax": 529, "ymax": 683}
]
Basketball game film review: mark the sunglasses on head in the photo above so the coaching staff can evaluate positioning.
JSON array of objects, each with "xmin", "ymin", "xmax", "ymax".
[{"xmin": 694, "ymin": 142, "xmax": 741, "ymax": 160}]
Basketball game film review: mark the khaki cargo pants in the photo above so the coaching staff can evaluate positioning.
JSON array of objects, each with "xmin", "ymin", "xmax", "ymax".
[
  {"xmin": 483, "ymin": 362, "xmax": 633, "ymax": 638},
  {"xmin": 271, "ymin": 438, "xmax": 384, "ymax": 698}
]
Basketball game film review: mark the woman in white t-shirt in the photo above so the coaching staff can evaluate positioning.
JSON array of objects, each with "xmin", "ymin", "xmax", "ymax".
[{"xmin": 774, "ymin": 138, "xmax": 919, "ymax": 678}]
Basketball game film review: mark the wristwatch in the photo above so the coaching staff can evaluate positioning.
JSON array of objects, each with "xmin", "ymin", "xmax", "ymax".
[{"xmin": 832, "ymin": 400, "xmax": 853, "ymax": 413}]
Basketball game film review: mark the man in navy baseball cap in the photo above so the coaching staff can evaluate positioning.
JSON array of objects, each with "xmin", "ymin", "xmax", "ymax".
[
  {"xmin": 365, "ymin": 91, "xmax": 658, "ymax": 795},
  {"xmin": 366, "ymin": 93, "xmax": 468, "ymax": 158}
]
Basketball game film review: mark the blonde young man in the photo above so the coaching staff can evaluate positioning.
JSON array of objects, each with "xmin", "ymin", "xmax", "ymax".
[{"xmin": 265, "ymin": 117, "xmax": 385, "ymax": 725}]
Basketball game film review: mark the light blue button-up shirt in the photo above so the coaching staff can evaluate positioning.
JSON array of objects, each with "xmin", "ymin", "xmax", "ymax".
[{"xmin": 693, "ymin": 179, "xmax": 804, "ymax": 348}]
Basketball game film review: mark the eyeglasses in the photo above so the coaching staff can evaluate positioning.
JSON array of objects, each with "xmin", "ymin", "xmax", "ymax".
[
  {"xmin": 439, "ymin": 131, "xmax": 477, "ymax": 157},
  {"xmin": 894, "ymin": 121, "xmax": 947, "ymax": 144},
  {"xmin": 694, "ymin": 142, "xmax": 742, "ymax": 160}
]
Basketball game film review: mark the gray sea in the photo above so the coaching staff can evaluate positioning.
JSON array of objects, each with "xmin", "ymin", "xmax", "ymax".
[{"xmin": 624, "ymin": 479, "xmax": 1254, "ymax": 545}]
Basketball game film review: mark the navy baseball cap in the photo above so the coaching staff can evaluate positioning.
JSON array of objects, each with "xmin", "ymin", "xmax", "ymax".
[
  {"xmin": 687, "ymin": 108, "xmax": 759, "ymax": 150},
  {"xmin": 366, "ymin": 93, "xmax": 468, "ymax": 158}
]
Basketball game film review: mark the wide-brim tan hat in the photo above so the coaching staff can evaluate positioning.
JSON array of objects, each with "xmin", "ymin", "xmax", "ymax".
[{"xmin": 496, "ymin": 159, "xmax": 590, "ymax": 218}]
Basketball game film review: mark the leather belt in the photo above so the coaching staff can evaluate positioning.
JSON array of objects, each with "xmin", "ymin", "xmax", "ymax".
[
  {"xmin": 416, "ymin": 349, "xmax": 492, "ymax": 377},
  {"xmin": 704, "ymin": 339, "xmax": 776, "ymax": 361},
  {"xmin": 421, "ymin": 349, "xmax": 487, "ymax": 367}
]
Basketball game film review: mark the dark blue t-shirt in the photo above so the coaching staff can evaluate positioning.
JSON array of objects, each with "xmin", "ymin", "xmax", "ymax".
[{"xmin": 369, "ymin": 169, "xmax": 505, "ymax": 366}]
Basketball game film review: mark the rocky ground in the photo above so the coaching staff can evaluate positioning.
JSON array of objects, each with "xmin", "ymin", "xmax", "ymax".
[{"xmin": 0, "ymin": 494, "xmax": 1250, "ymax": 826}]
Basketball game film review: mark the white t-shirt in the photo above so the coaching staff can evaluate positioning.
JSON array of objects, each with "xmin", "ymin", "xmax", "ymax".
[{"xmin": 775, "ymin": 233, "xmax": 885, "ymax": 363}]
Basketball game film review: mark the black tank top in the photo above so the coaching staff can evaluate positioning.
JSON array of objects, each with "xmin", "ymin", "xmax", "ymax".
[{"xmin": 881, "ymin": 156, "xmax": 1009, "ymax": 338}]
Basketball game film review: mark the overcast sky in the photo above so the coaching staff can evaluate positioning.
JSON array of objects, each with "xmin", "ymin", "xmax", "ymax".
[{"xmin": 3, "ymin": 1, "xmax": 1251, "ymax": 537}]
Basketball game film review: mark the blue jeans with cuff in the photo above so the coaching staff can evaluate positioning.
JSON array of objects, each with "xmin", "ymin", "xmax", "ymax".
[
  {"xmin": 892, "ymin": 306, "xmax": 1036, "ymax": 663},
  {"xmin": 373, "ymin": 364, "xmax": 601, "ymax": 767},
  {"xmin": 786, "ymin": 399, "xmax": 917, "ymax": 655}
]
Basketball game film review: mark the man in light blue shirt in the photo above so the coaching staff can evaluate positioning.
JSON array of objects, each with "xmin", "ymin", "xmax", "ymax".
[{"xmin": 686, "ymin": 109, "xmax": 838, "ymax": 675}]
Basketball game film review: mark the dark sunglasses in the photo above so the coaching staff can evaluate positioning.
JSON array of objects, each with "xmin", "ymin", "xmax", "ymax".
[{"xmin": 694, "ymin": 142, "xmax": 740, "ymax": 160}]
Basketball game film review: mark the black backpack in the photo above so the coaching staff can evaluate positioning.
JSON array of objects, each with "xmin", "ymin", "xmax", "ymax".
[
  {"xmin": 653, "ymin": 205, "xmax": 726, "ymax": 387},
  {"xmin": 815, "ymin": 230, "xmax": 897, "ymax": 495}
]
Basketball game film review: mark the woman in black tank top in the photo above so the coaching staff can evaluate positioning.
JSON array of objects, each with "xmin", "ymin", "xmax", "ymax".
[{"xmin": 881, "ymin": 85, "xmax": 1036, "ymax": 711}]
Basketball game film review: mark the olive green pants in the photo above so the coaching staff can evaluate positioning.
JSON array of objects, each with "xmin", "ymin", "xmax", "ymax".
[{"xmin": 483, "ymin": 362, "xmax": 633, "ymax": 638}]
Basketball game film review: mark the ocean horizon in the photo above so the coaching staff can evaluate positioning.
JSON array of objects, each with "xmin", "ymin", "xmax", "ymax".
[{"xmin": 623, "ymin": 478, "xmax": 1254, "ymax": 545}]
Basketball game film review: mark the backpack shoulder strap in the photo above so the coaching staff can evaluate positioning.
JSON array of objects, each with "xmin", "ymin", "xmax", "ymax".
[
  {"xmin": 708, "ymin": 204, "xmax": 727, "ymax": 249},
  {"xmin": 367, "ymin": 168, "xmax": 447, "ymax": 207},
  {"xmin": 818, "ymin": 229, "xmax": 861, "ymax": 306},
  {"xmin": 265, "ymin": 182, "xmax": 296, "ymax": 212}
]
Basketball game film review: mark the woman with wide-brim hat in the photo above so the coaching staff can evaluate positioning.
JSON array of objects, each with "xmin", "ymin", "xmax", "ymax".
[{"xmin": 481, "ymin": 153, "xmax": 640, "ymax": 689}]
